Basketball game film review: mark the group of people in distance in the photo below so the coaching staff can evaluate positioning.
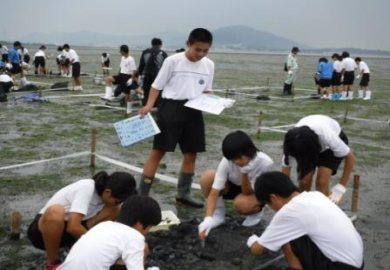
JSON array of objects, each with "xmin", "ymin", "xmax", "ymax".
[
  {"xmin": 24, "ymin": 28, "xmax": 364, "ymax": 270},
  {"xmin": 316, "ymin": 52, "xmax": 371, "ymax": 100}
]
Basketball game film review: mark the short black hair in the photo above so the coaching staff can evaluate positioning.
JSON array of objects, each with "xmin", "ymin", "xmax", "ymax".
[
  {"xmin": 120, "ymin": 45, "xmax": 129, "ymax": 54},
  {"xmin": 291, "ymin": 46, "xmax": 300, "ymax": 53},
  {"xmin": 63, "ymin": 44, "xmax": 70, "ymax": 49},
  {"xmin": 255, "ymin": 171, "xmax": 299, "ymax": 204},
  {"xmin": 331, "ymin": 53, "xmax": 341, "ymax": 61},
  {"xmin": 283, "ymin": 126, "xmax": 321, "ymax": 179},
  {"xmin": 355, "ymin": 57, "xmax": 362, "ymax": 62},
  {"xmin": 118, "ymin": 195, "xmax": 162, "ymax": 228},
  {"xmin": 151, "ymin": 38, "xmax": 162, "ymax": 46},
  {"xmin": 40, "ymin": 45, "xmax": 46, "ymax": 50},
  {"xmin": 102, "ymin": 52, "xmax": 107, "ymax": 57},
  {"xmin": 319, "ymin": 57, "xmax": 328, "ymax": 63},
  {"xmin": 222, "ymin": 130, "xmax": 258, "ymax": 160},
  {"xmin": 341, "ymin": 51, "xmax": 350, "ymax": 58},
  {"xmin": 188, "ymin": 28, "xmax": 213, "ymax": 45},
  {"xmin": 57, "ymin": 46, "xmax": 63, "ymax": 51},
  {"xmin": 14, "ymin": 41, "xmax": 22, "ymax": 47},
  {"xmin": 93, "ymin": 171, "xmax": 137, "ymax": 202}
]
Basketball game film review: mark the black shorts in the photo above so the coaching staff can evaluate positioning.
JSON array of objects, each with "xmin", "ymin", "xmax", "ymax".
[
  {"xmin": 27, "ymin": 214, "xmax": 88, "ymax": 250},
  {"xmin": 153, "ymin": 99, "xmax": 206, "ymax": 153},
  {"xmin": 34, "ymin": 56, "xmax": 46, "ymax": 68},
  {"xmin": 2, "ymin": 54, "xmax": 8, "ymax": 62},
  {"xmin": 56, "ymin": 58, "xmax": 60, "ymax": 65},
  {"xmin": 64, "ymin": 59, "xmax": 70, "ymax": 66},
  {"xmin": 343, "ymin": 71, "xmax": 355, "ymax": 85},
  {"xmin": 359, "ymin": 74, "xmax": 370, "ymax": 87},
  {"xmin": 291, "ymin": 235, "xmax": 363, "ymax": 270},
  {"xmin": 0, "ymin": 81, "xmax": 14, "ymax": 93},
  {"xmin": 72, "ymin": 62, "xmax": 81, "ymax": 77},
  {"xmin": 319, "ymin": 79, "xmax": 331, "ymax": 88},
  {"xmin": 11, "ymin": 63, "xmax": 22, "ymax": 74},
  {"xmin": 221, "ymin": 181, "xmax": 242, "ymax": 200},
  {"xmin": 113, "ymin": 73, "xmax": 131, "ymax": 86},
  {"xmin": 331, "ymin": 72, "xmax": 342, "ymax": 86},
  {"xmin": 318, "ymin": 131, "xmax": 348, "ymax": 175},
  {"xmin": 24, "ymin": 55, "xmax": 30, "ymax": 64},
  {"xmin": 103, "ymin": 60, "xmax": 110, "ymax": 67}
]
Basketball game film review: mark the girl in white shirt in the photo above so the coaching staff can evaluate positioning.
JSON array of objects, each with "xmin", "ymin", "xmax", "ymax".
[
  {"xmin": 198, "ymin": 131, "xmax": 274, "ymax": 240},
  {"xmin": 27, "ymin": 171, "xmax": 137, "ymax": 270},
  {"xmin": 59, "ymin": 195, "xmax": 162, "ymax": 270}
]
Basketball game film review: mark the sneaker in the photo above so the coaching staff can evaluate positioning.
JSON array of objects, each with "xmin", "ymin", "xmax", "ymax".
[
  {"xmin": 45, "ymin": 260, "xmax": 62, "ymax": 270},
  {"xmin": 242, "ymin": 209, "xmax": 264, "ymax": 227},
  {"xmin": 363, "ymin": 96, "xmax": 371, "ymax": 100},
  {"xmin": 107, "ymin": 93, "xmax": 126, "ymax": 103}
]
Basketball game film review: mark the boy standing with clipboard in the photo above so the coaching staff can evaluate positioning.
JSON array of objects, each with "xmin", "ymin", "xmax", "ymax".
[{"xmin": 139, "ymin": 28, "xmax": 215, "ymax": 208}]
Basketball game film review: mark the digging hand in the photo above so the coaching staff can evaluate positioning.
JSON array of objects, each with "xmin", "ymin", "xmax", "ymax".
[{"xmin": 329, "ymin": 183, "xmax": 346, "ymax": 204}]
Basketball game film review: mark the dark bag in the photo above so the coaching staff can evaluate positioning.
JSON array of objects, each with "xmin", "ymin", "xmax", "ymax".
[
  {"xmin": 144, "ymin": 48, "xmax": 165, "ymax": 76},
  {"xmin": 284, "ymin": 63, "xmax": 288, "ymax": 72}
]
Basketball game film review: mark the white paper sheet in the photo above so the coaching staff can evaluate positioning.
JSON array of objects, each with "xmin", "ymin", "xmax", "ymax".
[
  {"xmin": 114, "ymin": 113, "xmax": 160, "ymax": 146},
  {"xmin": 184, "ymin": 94, "xmax": 235, "ymax": 115}
]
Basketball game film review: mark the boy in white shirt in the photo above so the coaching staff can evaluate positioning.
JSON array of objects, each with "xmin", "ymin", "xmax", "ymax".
[
  {"xmin": 282, "ymin": 115, "xmax": 355, "ymax": 204},
  {"xmin": 101, "ymin": 52, "xmax": 110, "ymax": 76},
  {"xmin": 138, "ymin": 28, "xmax": 215, "ymax": 208},
  {"xmin": 102, "ymin": 45, "xmax": 136, "ymax": 101},
  {"xmin": 340, "ymin": 51, "xmax": 357, "ymax": 100},
  {"xmin": 198, "ymin": 131, "xmax": 274, "ymax": 240},
  {"xmin": 58, "ymin": 195, "xmax": 162, "ymax": 270},
  {"xmin": 355, "ymin": 57, "xmax": 371, "ymax": 100},
  {"xmin": 247, "ymin": 171, "xmax": 364, "ymax": 270},
  {"xmin": 331, "ymin": 53, "xmax": 343, "ymax": 100},
  {"xmin": 63, "ymin": 44, "xmax": 82, "ymax": 90},
  {"xmin": 33, "ymin": 45, "xmax": 47, "ymax": 75}
]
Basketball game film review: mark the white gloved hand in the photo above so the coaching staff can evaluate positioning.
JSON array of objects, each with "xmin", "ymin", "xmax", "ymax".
[
  {"xmin": 223, "ymin": 98, "xmax": 235, "ymax": 108},
  {"xmin": 146, "ymin": 267, "xmax": 160, "ymax": 270},
  {"xmin": 247, "ymin": 234, "xmax": 260, "ymax": 248},
  {"xmin": 329, "ymin": 183, "xmax": 346, "ymax": 204},
  {"xmin": 198, "ymin": 217, "xmax": 219, "ymax": 237},
  {"xmin": 126, "ymin": 79, "xmax": 133, "ymax": 86},
  {"xmin": 356, "ymin": 74, "xmax": 361, "ymax": 79},
  {"xmin": 287, "ymin": 70, "xmax": 293, "ymax": 75}
]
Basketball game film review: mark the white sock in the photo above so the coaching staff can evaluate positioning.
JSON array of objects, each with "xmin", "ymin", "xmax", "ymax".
[
  {"xmin": 126, "ymin": 102, "xmax": 132, "ymax": 114},
  {"xmin": 364, "ymin": 90, "xmax": 371, "ymax": 100},
  {"xmin": 104, "ymin": 86, "xmax": 113, "ymax": 99},
  {"xmin": 358, "ymin": 90, "xmax": 364, "ymax": 98},
  {"xmin": 342, "ymin": 91, "xmax": 347, "ymax": 99}
]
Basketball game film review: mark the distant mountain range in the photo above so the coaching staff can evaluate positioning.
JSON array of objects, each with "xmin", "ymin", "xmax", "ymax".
[{"xmin": 19, "ymin": 25, "xmax": 389, "ymax": 55}]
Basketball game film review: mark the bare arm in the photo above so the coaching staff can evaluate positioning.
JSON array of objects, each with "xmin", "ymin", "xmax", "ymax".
[
  {"xmin": 250, "ymin": 242, "xmax": 266, "ymax": 256},
  {"xmin": 240, "ymin": 173, "xmax": 253, "ymax": 195},
  {"xmin": 339, "ymin": 151, "xmax": 355, "ymax": 187},
  {"xmin": 282, "ymin": 166, "xmax": 291, "ymax": 177},
  {"xmin": 139, "ymin": 87, "xmax": 160, "ymax": 116},
  {"xmin": 66, "ymin": 212, "xmax": 88, "ymax": 238}
]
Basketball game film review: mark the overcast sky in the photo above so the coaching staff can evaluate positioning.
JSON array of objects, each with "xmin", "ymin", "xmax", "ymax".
[{"xmin": 1, "ymin": 0, "xmax": 389, "ymax": 50}]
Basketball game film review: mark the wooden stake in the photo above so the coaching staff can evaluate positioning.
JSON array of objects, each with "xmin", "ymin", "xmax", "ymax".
[
  {"xmin": 10, "ymin": 211, "xmax": 22, "ymax": 240},
  {"xmin": 90, "ymin": 129, "xmax": 97, "ymax": 167},
  {"xmin": 256, "ymin": 111, "xmax": 264, "ymax": 139},
  {"xmin": 344, "ymin": 101, "xmax": 349, "ymax": 124},
  {"xmin": 351, "ymin": 174, "xmax": 360, "ymax": 217}
]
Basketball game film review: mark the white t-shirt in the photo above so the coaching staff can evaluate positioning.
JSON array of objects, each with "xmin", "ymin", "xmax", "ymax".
[
  {"xmin": 358, "ymin": 61, "xmax": 370, "ymax": 74},
  {"xmin": 333, "ymin": 60, "xmax": 342, "ymax": 73},
  {"xmin": 59, "ymin": 221, "xmax": 145, "ymax": 270},
  {"xmin": 152, "ymin": 52, "xmax": 214, "ymax": 100},
  {"xmin": 62, "ymin": 50, "xmax": 70, "ymax": 59},
  {"xmin": 120, "ymin": 56, "xmax": 136, "ymax": 75},
  {"xmin": 34, "ymin": 50, "xmax": 46, "ymax": 58},
  {"xmin": 0, "ymin": 74, "xmax": 13, "ymax": 83},
  {"xmin": 39, "ymin": 179, "xmax": 104, "ymax": 221},
  {"xmin": 101, "ymin": 54, "xmax": 110, "ymax": 63},
  {"xmin": 258, "ymin": 192, "xmax": 363, "ymax": 268},
  {"xmin": 212, "ymin": 152, "xmax": 274, "ymax": 190},
  {"xmin": 68, "ymin": 49, "xmax": 79, "ymax": 63},
  {"xmin": 0, "ymin": 45, "xmax": 8, "ymax": 54},
  {"xmin": 18, "ymin": 48, "xmax": 29, "ymax": 55},
  {"xmin": 341, "ymin": 57, "xmax": 357, "ymax": 72},
  {"xmin": 283, "ymin": 115, "xmax": 350, "ymax": 167}
]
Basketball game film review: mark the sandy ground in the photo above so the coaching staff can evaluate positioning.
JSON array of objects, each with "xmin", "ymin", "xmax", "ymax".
[{"xmin": 0, "ymin": 48, "xmax": 389, "ymax": 269}]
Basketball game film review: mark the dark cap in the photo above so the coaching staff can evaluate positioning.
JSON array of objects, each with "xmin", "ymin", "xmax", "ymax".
[{"xmin": 292, "ymin": 46, "xmax": 300, "ymax": 52}]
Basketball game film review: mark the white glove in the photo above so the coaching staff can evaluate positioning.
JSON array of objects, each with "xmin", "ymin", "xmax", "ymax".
[
  {"xmin": 146, "ymin": 267, "xmax": 160, "ymax": 270},
  {"xmin": 247, "ymin": 234, "xmax": 260, "ymax": 248},
  {"xmin": 287, "ymin": 70, "xmax": 293, "ymax": 75},
  {"xmin": 198, "ymin": 217, "xmax": 219, "ymax": 237},
  {"xmin": 126, "ymin": 79, "xmax": 133, "ymax": 86},
  {"xmin": 356, "ymin": 74, "xmax": 361, "ymax": 79},
  {"xmin": 223, "ymin": 98, "xmax": 235, "ymax": 108},
  {"xmin": 329, "ymin": 183, "xmax": 346, "ymax": 204}
]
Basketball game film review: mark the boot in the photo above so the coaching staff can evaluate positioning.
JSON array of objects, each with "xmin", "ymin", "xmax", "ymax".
[
  {"xmin": 138, "ymin": 174, "xmax": 154, "ymax": 196},
  {"xmin": 287, "ymin": 84, "xmax": 292, "ymax": 95},
  {"xmin": 358, "ymin": 90, "xmax": 364, "ymax": 99},
  {"xmin": 101, "ymin": 86, "xmax": 113, "ymax": 100},
  {"xmin": 282, "ymin": 83, "xmax": 289, "ymax": 96},
  {"xmin": 363, "ymin": 90, "xmax": 371, "ymax": 100},
  {"xmin": 176, "ymin": 173, "xmax": 204, "ymax": 208}
]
